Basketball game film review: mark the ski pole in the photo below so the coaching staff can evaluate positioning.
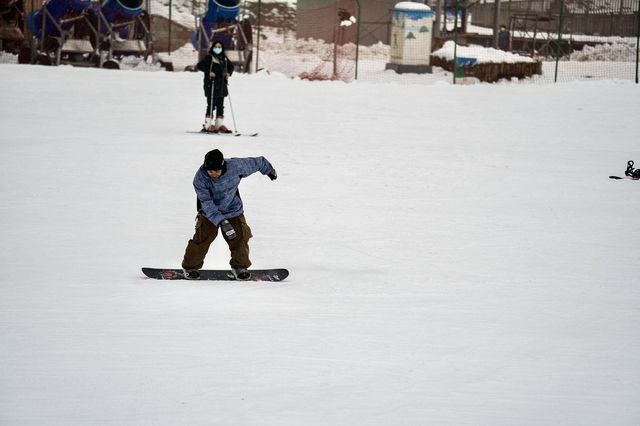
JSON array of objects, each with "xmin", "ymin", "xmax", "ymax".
[
  {"xmin": 208, "ymin": 57, "xmax": 215, "ymax": 119},
  {"xmin": 227, "ymin": 83, "xmax": 238, "ymax": 134},
  {"xmin": 209, "ymin": 84, "xmax": 215, "ymax": 118}
]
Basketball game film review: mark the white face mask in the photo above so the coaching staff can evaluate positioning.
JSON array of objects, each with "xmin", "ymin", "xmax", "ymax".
[{"xmin": 212, "ymin": 47, "xmax": 222, "ymax": 55}]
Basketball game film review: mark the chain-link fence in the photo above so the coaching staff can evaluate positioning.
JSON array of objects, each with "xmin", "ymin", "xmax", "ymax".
[
  {"xmin": 3, "ymin": 0, "xmax": 638, "ymax": 82},
  {"xmin": 251, "ymin": 0, "xmax": 361, "ymax": 81},
  {"xmin": 252, "ymin": 0, "xmax": 639, "ymax": 84}
]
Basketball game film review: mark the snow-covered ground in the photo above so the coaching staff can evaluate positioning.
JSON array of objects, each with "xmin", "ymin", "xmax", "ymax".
[
  {"xmin": 1, "ymin": 64, "xmax": 639, "ymax": 425},
  {"xmin": 432, "ymin": 40, "xmax": 537, "ymax": 64}
]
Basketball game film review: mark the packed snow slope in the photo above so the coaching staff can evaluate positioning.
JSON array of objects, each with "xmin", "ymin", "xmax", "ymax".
[{"xmin": 1, "ymin": 65, "xmax": 639, "ymax": 425}]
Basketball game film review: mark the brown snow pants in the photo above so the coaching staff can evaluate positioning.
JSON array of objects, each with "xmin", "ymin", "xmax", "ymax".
[{"xmin": 181, "ymin": 213, "xmax": 252, "ymax": 270}]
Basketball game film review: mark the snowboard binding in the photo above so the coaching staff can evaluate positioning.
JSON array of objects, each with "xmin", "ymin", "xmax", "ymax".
[{"xmin": 625, "ymin": 160, "xmax": 640, "ymax": 179}]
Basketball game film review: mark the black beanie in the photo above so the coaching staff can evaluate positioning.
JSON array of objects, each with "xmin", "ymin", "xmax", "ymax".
[{"xmin": 204, "ymin": 149, "xmax": 224, "ymax": 170}]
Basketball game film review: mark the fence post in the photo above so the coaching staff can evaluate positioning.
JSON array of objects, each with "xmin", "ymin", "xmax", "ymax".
[
  {"xmin": 255, "ymin": 0, "xmax": 262, "ymax": 73},
  {"xmin": 168, "ymin": 0, "xmax": 172, "ymax": 54},
  {"xmin": 453, "ymin": 0, "xmax": 460, "ymax": 84},
  {"xmin": 355, "ymin": 0, "xmax": 360, "ymax": 80},
  {"xmin": 493, "ymin": 0, "xmax": 501, "ymax": 49},
  {"xmin": 554, "ymin": 0, "xmax": 565, "ymax": 83},
  {"xmin": 636, "ymin": 0, "xmax": 639, "ymax": 83}
]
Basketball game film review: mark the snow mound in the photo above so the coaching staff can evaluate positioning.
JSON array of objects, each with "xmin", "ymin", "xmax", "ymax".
[{"xmin": 432, "ymin": 41, "xmax": 537, "ymax": 64}]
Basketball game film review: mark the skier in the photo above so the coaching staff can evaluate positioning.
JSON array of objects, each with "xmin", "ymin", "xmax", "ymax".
[
  {"xmin": 182, "ymin": 149, "xmax": 278, "ymax": 280},
  {"xmin": 197, "ymin": 40, "xmax": 235, "ymax": 133}
]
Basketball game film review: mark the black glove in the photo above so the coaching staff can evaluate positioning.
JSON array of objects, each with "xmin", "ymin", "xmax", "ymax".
[
  {"xmin": 268, "ymin": 169, "xmax": 277, "ymax": 181},
  {"xmin": 220, "ymin": 219, "xmax": 237, "ymax": 240}
]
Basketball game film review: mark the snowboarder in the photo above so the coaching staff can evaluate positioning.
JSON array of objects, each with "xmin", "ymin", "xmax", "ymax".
[
  {"xmin": 182, "ymin": 149, "xmax": 278, "ymax": 280},
  {"xmin": 197, "ymin": 40, "xmax": 235, "ymax": 133}
]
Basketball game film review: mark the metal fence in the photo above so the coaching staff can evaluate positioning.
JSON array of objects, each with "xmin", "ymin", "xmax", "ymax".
[
  {"xmin": 252, "ymin": 0, "xmax": 639, "ymax": 84},
  {"xmin": 3, "ymin": 0, "xmax": 638, "ymax": 83}
]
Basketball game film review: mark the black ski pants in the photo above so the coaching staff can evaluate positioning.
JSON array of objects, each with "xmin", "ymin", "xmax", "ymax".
[{"xmin": 206, "ymin": 95, "xmax": 224, "ymax": 117}]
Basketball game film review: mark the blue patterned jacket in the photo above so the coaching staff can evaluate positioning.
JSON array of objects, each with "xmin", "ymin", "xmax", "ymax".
[{"xmin": 194, "ymin": 157, "xmax": 274, "ymax": 225}]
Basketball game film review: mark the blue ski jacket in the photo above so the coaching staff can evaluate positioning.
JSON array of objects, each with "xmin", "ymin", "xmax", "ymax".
[{"xmin": 194, "ymin": 157, "xmax": 274, "ymax": 226}]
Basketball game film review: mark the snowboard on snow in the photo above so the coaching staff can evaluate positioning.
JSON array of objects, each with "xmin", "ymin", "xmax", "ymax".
[
  {"xmin": 609, "ymin": 175, "xmax": 639, "ymax": 180},
  {"xmin": 141, "ymin": 267, "xmax": 288, "ymax": 282},
  {"xmin": 610, "ymin": 160, "xmax": 640, "ymax": 180}
]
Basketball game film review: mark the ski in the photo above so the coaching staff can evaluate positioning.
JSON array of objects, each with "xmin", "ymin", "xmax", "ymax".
[
  {"xmin": 187, "ymin": 131, "xmax": 259, "ymax": 137},
  {"xmin": 142, "ymin": 267, "xmax": 288, "ymax": 282}
]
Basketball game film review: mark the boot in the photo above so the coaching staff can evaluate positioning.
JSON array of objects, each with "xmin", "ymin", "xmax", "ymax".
[
  {"xmin": 183, "ymin": 269, "xmax": 201, "ymax": 280},
  {"xmin": 203, "ymin": 116, "xmax": 216, "ymax": 133},
  {"xmin": 231, "ymin": 267, "xmax": 251, "ymax": 281},
  {"xmin": 216, "ymin": 116, "xmax": 232, "ymax": 134}
]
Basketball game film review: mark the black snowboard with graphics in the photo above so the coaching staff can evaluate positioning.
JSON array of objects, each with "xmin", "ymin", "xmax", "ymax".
[{"xmin": 142, "ymin": 267, "xmax": 289, "ymax": 282}]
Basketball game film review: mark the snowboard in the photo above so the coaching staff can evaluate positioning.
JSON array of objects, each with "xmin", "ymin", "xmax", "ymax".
[
  {"xmin": 141, "ymin": 267, "xmax": 288, "ymax": 282},
  {"xmin": 609, "ymin": 175, "xmax": 639, "ymax": 180},
  {"xmin": 610, "ymin": 161, "xmax": 640, "ymax": 180}
]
